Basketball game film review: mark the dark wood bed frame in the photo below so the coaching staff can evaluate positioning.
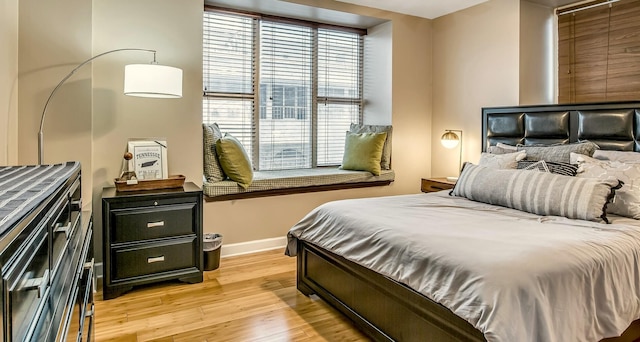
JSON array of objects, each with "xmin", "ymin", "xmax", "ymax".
[{"xmin": 294, "ymin": 101, "xmax": 640, "ymax": 342}]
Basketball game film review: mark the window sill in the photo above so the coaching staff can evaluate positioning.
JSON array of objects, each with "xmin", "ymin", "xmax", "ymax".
[{"xmin": 203, "ymin": 168, "xmax": 394, "ymax": 202}]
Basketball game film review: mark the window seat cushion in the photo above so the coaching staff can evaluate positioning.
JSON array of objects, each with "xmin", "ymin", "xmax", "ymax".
[{"xmin": 203, "ymin": 168, "xmax": 395, "ymax": 200}]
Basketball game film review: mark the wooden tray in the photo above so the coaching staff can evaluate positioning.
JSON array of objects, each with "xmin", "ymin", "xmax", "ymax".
[{"xmin": 114, "ymin": 175, "xmax": 185, "ymax": 192}]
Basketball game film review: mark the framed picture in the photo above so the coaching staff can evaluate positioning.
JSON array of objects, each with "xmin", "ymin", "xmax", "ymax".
[{"xmin": 127, "ymin": 139, "xmax": 168, "ymax": 180}]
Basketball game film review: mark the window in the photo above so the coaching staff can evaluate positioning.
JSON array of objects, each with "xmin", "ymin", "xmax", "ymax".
[
  {"xmin": 557, "ymin": 0, "xmax": 640, "ymax": 103},
  {"xmin": 203, "ymin": 8, "xmax": 364, "ymax": 171}
]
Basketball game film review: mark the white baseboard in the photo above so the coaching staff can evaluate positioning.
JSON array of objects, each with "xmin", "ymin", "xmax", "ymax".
[
  {"xmin": 220, "ymin": 236, "xmax": 287, "ymax": 258},
  {"xmin": 93, "ymin": 237, "xmax": 288, "ymax": 282}
]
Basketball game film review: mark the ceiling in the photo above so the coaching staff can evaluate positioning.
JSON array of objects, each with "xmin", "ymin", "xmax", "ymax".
[
  {"xmin": 206, "ymin": 0, "xmax": 583, "ymax": 27},
  {"xmin": 335, "ymin": 0, "xmax": 581, "ymax": 19},
  {"xmin": 334, "ymin": 0, "xmax": 489, "ymax": 19}
]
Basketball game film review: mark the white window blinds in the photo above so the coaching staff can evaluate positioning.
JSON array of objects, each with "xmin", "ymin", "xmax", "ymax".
[
  {"xmin": 203, "ymin": 11, "xmax": 256, "ymax": 158},
  {"xmin": 317, "ymin": 29, "xmax": 363, "ymax": 166},
  {"xmin": 259, "ymin": 21, "xmax": 313, "ymax": 170},
  {"xmin": 203, "ymin": 8, "xmax": 364, "ymax": 171}
]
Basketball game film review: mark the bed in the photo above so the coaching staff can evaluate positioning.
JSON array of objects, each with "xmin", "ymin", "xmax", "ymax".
[{"xmin": 285, "ymin": 101, "xmax": 640, "ymax": 342}]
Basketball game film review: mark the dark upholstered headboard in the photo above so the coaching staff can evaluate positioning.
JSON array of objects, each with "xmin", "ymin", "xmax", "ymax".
[{"xmin": 482, "ymin": 101, "xmax": 640, "ymax": 152}]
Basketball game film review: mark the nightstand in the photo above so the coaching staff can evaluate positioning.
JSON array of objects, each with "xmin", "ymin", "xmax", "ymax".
[
  {"xmin": 421, "ymin": 178, "xmax": 456, "ymax": 193},
  {"xmin": 102, "ymin": 182, "xmax": 203, "ymax": 300}
]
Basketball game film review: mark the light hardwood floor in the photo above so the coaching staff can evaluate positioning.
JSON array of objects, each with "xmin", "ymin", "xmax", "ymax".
[{"xmin": 94, "ymin": 249, "xmax": 370, "ymax": 342}]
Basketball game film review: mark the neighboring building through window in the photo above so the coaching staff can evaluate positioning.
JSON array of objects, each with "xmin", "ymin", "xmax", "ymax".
[{"xmin": 203, "ymin": 8, "xmax": 364, "ymax": 171}]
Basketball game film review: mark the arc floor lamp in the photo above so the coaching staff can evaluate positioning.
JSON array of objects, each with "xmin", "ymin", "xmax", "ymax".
[{"xmin": 38, "ymin": 48, "xmax": 183, "ymax": 164}]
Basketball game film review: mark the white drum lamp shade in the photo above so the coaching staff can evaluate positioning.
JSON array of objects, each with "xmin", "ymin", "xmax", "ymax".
[
  {"xmin": 124, "ymin": 64, "xmax": 183, "ymax": 98},
  {"xmin": 38, "ymin": 48, "xmax": 183, "ymax": 164}
]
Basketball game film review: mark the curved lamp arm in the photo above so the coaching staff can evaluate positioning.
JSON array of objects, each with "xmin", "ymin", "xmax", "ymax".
[{"xmin": 37, "ymin": 48, "xmax": 157, "ymax": 164}]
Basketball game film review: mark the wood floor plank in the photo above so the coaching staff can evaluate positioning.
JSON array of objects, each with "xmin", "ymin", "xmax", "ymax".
[{"xmin": 95, "ymin": 249, "xmax": 369, "ymax": 342}]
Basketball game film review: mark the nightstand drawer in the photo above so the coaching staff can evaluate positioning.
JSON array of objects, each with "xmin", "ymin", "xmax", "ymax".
[
  {"xmin": 112, "ymin": 237, "xmax": 197, "ymax": 280},
  {"xmin": 110, "ymin": 203, "xmax": 196, "ymax": 243}
]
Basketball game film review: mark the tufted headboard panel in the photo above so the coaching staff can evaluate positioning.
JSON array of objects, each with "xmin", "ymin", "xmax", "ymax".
[{"xmin": 482, "ymin": 102, "xmax": 640, "ymax": 152}]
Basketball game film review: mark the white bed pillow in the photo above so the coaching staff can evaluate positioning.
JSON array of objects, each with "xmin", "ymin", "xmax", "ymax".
[
  {"xmin": 593, "ymin": 150, "xmax": 640, "ymax": 163},
  {"xmin": 478, "ymin": 151, "xmax": 526, "ymax": 169},
  {"xmin": 571, "ymin": 152, "xmax": 640, "ymax": 219}
]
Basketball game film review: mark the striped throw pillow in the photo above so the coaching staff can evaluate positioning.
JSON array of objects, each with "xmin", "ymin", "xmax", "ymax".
[
  {"xmin": 203, "ymin": 123, "xmax": 226, "ymax": 183},
  {"xmin": 451, "ymin": 163, "xmax": 621, "ymax": 223},
  {"xmin": 517, "ymin": 160, "xmax": 578, "ymax": 176}
]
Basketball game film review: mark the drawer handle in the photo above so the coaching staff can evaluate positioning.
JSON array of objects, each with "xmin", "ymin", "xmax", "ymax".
[
  {"xmin": 147, "ymin": 256, "xmax": 165, "ymax": 264},
  {"xmin": 147, "ymin": 221, "xmax": 165, "ymax": 228},
  {"xmin": 20, "ymin": 269, "xmax": 49, "ymax": 298},
  {"xmin": 71, "ymin": 199, "xmax": 82, "ymax": 211},
  {"xmin": 85, "ymin": 303, "xmax": 95, "ymax": 318},
  {"xmin": 54, "ymin": 222, "xmax": 71, "ymax": 238},
  {"xmin": 84, "ymin": 258, "xmax": 95, "ymax": 270}
]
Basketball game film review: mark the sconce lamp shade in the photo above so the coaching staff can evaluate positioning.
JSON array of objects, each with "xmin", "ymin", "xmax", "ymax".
[
  {"xmin": 441, "ymin": 129, "xmax": 463, "ymax": 181},
  {"xmin": 441, "ymin": 131, "xmax": 460, "ymax": 149},
  {"xmin": 124, "ymin": 64, "xmax": 183, "ymax": 98}
]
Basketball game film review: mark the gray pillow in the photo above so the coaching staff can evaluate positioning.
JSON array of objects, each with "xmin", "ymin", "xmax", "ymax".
[
  {"xmin": 203, "ymin": 123, "xmax": 226, "ymax": 182},
  {"xmin": 516, "ymin": 141, "xmax": 598, "ymax": 163},
  {"xmin": 487, "ymin": 142, "xmax": 518, "ymax": 154},
  {"xmin": 451, "ymin": 163, "xmax": 620, "ymax": 223},
  {"xmin": 488, "ymin": 142, "xmax": 598, "ymax": 163},
  {"xmin": 349, "ymin": 123, "xmax": 392, "ymax": 170},
  {"xmin": 478, "ymin": 151, "xmax": 526, "ymax": 169}
]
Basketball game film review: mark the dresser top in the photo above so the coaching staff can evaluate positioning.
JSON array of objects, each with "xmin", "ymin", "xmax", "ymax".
[{"xmin": 0, "ymin": 162, "xmax": 80, "ymax": 237}]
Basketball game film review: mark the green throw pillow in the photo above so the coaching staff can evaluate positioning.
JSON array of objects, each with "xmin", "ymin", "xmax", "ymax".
[
  {"xmin": 215, "ymin": 134, "xmax": 253, "ymax": 189},
  {"xmin": 340, "ymin": 132, "xmax": 387, "ymax": 176}
]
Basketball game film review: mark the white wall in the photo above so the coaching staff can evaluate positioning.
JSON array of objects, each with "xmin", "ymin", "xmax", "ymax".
[
  {"xmin": 520, "ymin": 1, "xmax": 556, "ymax": 105},
  {"xmin": 0, "ymin": 0, "xmax": 18, "ymax": 166},
  {"xmin": 431, "ymin": 0, "xmax": 521, "ymax": 177}
]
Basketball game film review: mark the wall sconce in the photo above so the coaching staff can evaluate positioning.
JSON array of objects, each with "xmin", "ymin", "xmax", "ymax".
[
  {"xmin": 38, "ymin": 48, "xmax": 183, "ymax": 164},
  {"xmin": 441, "ymin": 129, "xmax": 463, "ymax": 181}
]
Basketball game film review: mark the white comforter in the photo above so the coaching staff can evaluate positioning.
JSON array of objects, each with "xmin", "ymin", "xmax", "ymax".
[{"xmin": 285, "ymin": 191, "xmax": 640, "ymax": 342}]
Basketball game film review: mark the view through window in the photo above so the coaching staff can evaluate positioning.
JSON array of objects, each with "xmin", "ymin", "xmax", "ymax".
[{"xmin": 203, "ymin": 9, "xmax": 364, "ymax": 171}]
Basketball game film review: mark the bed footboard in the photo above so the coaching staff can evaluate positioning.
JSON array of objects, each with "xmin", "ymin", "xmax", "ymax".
[{"xmin": 296, "ymin": 239, "xmax": 486, "ymax": 342}]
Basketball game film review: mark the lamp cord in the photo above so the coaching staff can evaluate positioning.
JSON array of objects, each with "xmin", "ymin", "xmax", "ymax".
[
  {"xmin": 38, "ymin": 48, "xmax": 156, "ymax": 164},
  {"xmin": 458, "ymin": 130, "xmax": 463, "ymax": 175}
]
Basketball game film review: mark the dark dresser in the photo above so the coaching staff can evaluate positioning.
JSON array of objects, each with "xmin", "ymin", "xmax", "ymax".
[
  {"xmin": 101, "ymin": 182, "xmax": 203, "ymax": 300},
  {"xmin": 0, "ymin": 162, "xmax": 94, "ymax": 342}
]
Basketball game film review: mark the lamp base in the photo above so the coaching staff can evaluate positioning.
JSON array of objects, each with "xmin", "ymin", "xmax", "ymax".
[{"xmin": 446, "ymin": 176, "xmax": 459, "ymax": 182}]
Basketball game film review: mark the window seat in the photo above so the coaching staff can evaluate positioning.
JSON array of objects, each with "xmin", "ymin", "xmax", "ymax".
[{"xmin": 204, "ymin": 168, "xmax": 395, "ymax": 201}]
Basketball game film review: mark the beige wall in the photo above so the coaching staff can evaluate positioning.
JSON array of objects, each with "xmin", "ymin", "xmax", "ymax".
[
  {"xmin": 91, "ymin": 0, "xmax": 204, "ymax": 261},
  {"xmin": 431, "ymin": 0, "xmax": 521, "ymax": 177},
  {"xmin": 0, "ymin": 0, "xmax": 18, "ymax": 166},
  {"xmin": 520, "ymin": 1, "xmax": 556, "ymax": 105},
  {"xmin": 363, "ymin": 20, "xmax": 392, "ymax": 125},
  {"xmin": 18, "ymin": 0, "xmax": 92, "ymax": 202}
]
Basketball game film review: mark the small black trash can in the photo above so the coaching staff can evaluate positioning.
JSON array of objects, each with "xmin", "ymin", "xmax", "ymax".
[{"xmin": 203, "ymin": 233, "xmax": 223, "ymax": 271}]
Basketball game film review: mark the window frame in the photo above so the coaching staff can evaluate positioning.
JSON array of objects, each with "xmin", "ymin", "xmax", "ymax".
[{"xmin": 203, "ymin": 6, "xmax": 365, "ymax": 171}]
